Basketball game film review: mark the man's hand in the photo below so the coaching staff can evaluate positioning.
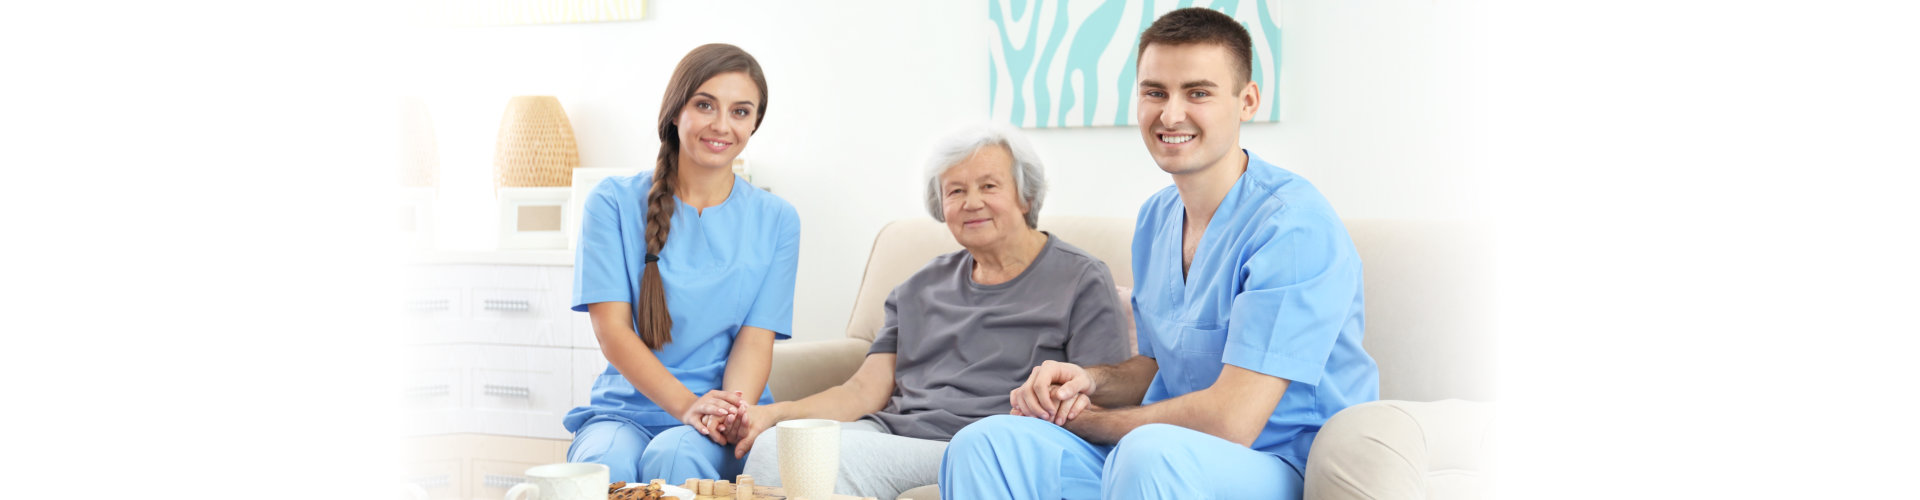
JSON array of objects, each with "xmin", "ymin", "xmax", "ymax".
[
  {"xmin": 1010, "ymin": 360, "xmax": 1094, "ymax": 424},
  {"xmin": 729, "ymin": 402, "xmax": 785, "ymax": 459}
]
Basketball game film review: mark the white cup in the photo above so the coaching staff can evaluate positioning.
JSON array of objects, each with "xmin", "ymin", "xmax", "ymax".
[
  {"xmin": 504, "ymin": 462, "xmax": 609, "ymax": 500},
  {"xmin": 776, "ymin": 419, "xmax": 841, "ymax": 500}
]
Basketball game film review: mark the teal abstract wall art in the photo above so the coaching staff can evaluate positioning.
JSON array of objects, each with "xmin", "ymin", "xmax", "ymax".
[{"xmin": 989, "ymin": 0, "xmax": 1282, "ymax": 128}]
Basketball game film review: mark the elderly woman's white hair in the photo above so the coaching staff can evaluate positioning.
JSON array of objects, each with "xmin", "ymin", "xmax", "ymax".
[{"xmin": 923, "ymin": 122, "xmax": 1048, "ymax": 229}]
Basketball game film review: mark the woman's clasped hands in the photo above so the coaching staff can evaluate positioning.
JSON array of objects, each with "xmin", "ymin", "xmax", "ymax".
[{"xmin": 679, "ymin": 390, "xmax": 750, "ymax": 446}]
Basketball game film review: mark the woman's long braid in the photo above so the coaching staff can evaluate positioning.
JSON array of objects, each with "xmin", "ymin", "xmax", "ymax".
[{"xmin": 637, "ymin": 141, "xmax": 677, "ymax": 349}]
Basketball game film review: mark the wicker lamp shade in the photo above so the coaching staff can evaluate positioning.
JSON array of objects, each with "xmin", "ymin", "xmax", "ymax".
[{"xmin": 493, "ymin": 96, "xmax": 579, "ymax": 190}]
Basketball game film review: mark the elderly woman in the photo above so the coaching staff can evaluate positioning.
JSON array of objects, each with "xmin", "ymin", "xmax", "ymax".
[{"xmin": 716, "ymin": 123, "xmax": 1131, "ymax": 499}]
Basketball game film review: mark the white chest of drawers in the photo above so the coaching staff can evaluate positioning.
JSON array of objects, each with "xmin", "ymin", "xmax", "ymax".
[{"xmin": 402, "ymin": 253, "xmax": 605, "ymax": 500}]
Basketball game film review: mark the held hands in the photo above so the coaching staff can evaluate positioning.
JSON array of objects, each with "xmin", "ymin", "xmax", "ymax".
[
  {"xmin": 680, "ymin": 390, "xmax": 747, "ymax": 445},
  {"xmin": 726, "ymin": 402, "xmax": 782, "ymax": 459},
  {"xmin": 1009, "ymin": 360, "xmax": 1096, "ymax": 426}
]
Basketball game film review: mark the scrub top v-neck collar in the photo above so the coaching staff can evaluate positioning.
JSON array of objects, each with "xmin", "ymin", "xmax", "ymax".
[
  {"xmin": 1168, "ymin": 152, "xmax": 1254, "ymax": 299},
  {"xmin": 673, "ymin": 175, "xmax": 742, "ymax": 218}
]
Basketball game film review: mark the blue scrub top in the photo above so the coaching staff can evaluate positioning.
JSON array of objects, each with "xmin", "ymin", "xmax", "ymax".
[
  {"xmin": 565, "ymin": 172, "xmax": 798, "ymax": 431},
  {"xmin": 1130, "ymin": 150, "xmax": 1378, "ymax": 471}
]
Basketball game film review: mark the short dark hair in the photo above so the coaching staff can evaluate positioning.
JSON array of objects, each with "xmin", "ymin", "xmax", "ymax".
[{"xmin": 1136, "ymin": 7, "xmax": 1254, "ymax": 88}]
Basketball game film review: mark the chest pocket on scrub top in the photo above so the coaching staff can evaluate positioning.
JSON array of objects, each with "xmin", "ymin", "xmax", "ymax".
[
  {"xmin": 1170, "ymin": 324, "xmax": 1229, "ymax": 390},
  {"xmin": 729, "ymin": 257, "xmax": 770, "ymax": 321}
]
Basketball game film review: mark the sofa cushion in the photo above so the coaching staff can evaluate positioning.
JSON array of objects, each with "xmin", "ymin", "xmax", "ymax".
[{"xmin": 1344, "ymin": 219, "xmax": 1495, "ymax": 402}]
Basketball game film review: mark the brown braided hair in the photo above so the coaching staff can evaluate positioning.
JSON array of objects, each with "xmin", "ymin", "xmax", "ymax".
[{"xmin": 637, "ymin": 43, "xmax": 769, "ymax": 349}]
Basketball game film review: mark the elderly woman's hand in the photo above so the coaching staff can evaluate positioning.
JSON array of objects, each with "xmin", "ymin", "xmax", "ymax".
[{"xmin": 1012, "ymin": 391, "xmax": 1099, "ymax": 426}]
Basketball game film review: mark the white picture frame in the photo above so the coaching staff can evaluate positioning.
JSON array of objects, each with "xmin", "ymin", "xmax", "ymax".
[
  {"xmin": 568, "ymin": 167, "xmax": 644, "ymax": 251},
  {"xmin": 397, "ymin": 187, "xmax": 437, "ymax": 250},
  {"xmin": 497, "ymin": 187, "xmax": 572, "ymax": 250}
]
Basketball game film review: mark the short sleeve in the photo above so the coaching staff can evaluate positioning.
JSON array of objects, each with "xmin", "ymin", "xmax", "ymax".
[
  {"xmin": 742, "ymin": 206, "xmax": 800, "ymax": 340},
  {"xmin": 1130, "ymin": 195, "xmax": 1167, "ymax": 360},
  {"xmin": 1065, "ymin": 260, "xmax": 1131, "ymax": 366},
  {"xmin": 1221, "ymin": 209, "xmax": 1361, "ymax": 386},
  {"xmin": 572, "ymin": 179, "xmax": 633, "ymax": 311},
  {"xmin": 867, "ymin": 287, "xmax": 901, "ymax": 355},
  {"xmin": 1131, "ymin": 290, "xmax": 1154, "ymax": 359}
]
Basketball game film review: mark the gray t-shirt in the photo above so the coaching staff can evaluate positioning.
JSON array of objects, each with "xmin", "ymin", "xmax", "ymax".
[{"xmin": 862, "ymin": 233, "xmax": 1131, "ymax": 441}]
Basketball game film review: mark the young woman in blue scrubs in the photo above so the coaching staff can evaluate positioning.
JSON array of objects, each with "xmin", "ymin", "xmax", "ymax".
[{"xmin": 565, "ymin": 43, "xmax": 799, "ymax": 484}]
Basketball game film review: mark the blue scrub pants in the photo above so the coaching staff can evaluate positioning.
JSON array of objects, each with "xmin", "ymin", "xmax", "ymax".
[
  {"xmin": 941, "ymin": 415, "xmax": 1304, "ymax": 500},
  {"xmin": 636, "ymin": 425, "xmax": 748, "ymax": 484},
  {"xmin": 567, "ymin": 416, "xmax": 700, "ymax": 483}
]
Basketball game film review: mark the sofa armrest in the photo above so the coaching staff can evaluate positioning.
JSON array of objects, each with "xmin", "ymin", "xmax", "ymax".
[
  {"xmin": 897, "ymin": 484, "xmax": 940, "ymax": 500},
  {"xmin": 768, "ymin": 337, "xmax": 873, "ymax": 402},
  {"xmin": 1305, "ymin": 399, "xmax": 1495, "ymax": 500}
]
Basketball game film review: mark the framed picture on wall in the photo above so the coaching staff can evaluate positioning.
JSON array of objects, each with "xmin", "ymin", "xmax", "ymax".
[{"xmin": 988, "ymin": 0, "xmax": 1283, "ymax": 128}]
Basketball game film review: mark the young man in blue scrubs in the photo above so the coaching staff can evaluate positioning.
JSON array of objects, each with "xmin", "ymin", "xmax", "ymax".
[{"xmin": 941, "ymin": 8, "xmax": 1379, "ymax": 499}]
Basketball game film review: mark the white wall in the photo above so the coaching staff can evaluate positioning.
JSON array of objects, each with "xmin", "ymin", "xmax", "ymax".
[{"xmin": 404, "ymin": 0, "xmax": 1479, "ymax": 342}]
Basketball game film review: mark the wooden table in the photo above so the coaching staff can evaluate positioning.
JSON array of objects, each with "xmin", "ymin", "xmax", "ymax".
[{"xmin": 616, "ymin": 481, "xmax": 872, "ymax": 500}]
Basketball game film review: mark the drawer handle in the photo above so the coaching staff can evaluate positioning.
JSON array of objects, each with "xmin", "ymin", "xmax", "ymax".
[
  {"xmin": 482, "ymin": 299, "xmax": 532, "ymax": 311},
  {"xmin": 408, "ymin": 299, "xmax": 451, "ymax": 312},
  {"xmin": 483, "ymin": 474, "xmax": 526, "ymax": 489},
  {"xmin": 409, "ymin": 474, "xmax": 450, "ymax": 488},
  {"xmin": 406, "ymin": 385, "xmax": 450, "ymax": 399},
  {"xmin": 482, "ymin": 384, "xmax": 532, "ymax": 399}
]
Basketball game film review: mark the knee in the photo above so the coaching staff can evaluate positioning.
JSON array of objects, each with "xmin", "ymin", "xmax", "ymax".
[
  {"xmin": 569, "ymin": 422, "xmax": 647, "ymax": 483},
  {"xmin": 638, "ymin": 426, "xmax": 705, "ymax": 465},
  {"xmin": 1110, "ymin": 424, "xmax": 1205, "ymax": 473},
  {"xmin": 948, "ymin": 415, "xmax": 1047, "ymax": 458},
  {"xmin": 640, "ymin": 426, "xmax": 725, "ymax": 483},
  {"xmin": 1115, "ymin": 423, "xmax": 1197, "ymax": 451}
]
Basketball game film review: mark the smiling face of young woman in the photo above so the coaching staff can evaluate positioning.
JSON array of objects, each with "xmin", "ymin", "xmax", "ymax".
[{"xmin": 674, "ymin": 71, "xmax": 762, "ymax": 172}]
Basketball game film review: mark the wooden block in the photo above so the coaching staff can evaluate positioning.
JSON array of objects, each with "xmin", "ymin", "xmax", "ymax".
[
  {"xmin": 715, "ymin": 479, "xmax": 733, "ymax": 496},
  {"xmin": 683, "ymin": 479, "xmax": 698, "ymax": 492},
  {"xmin": 698, "ymin": 479, "xmax": 714, "ymax": 495},
  {"xmin": 735, "ymin": 475, "xmax": 754, "ymax": 500}
]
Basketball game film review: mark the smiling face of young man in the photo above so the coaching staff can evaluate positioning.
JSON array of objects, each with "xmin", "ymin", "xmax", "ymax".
[
  {"xmin": 674, "ymin": 71, "xmax": 761, "ymax": 172},
  {"xmin": 1136, "ymin": 42, "xmax": 1261, "ymax": 178}
]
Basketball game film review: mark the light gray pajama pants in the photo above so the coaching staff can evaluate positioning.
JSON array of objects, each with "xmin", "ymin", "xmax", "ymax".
[{"xmin": 741, "ymin": 420, "xmax": 946, "ymax": 500}]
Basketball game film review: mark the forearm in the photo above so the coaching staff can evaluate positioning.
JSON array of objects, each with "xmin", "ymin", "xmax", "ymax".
[
  {"xmin": 1086, "ymin": 356, "xmax": 1157, "ymax": 408},
  {"xmin": 720, "ymin": 327, "xmax": 776, "ymax": 402},
  {"xmin": 1065, "ymin": 390, "xmax": 1247, "ymax": 446},
  {"xmin": 597, "ymin": 328, "xmax": 697, "ymax": 416},
  {"xmin": 773, "ymin": 353, "xmax": 896, "ymax": 422},
  {"xmin": 1068, "ymin": 365, "xmax": 1284, "ymax": 447},
  {"xmin": 774, "ymin": 382, "xmax": 889, "ymax": 422}
]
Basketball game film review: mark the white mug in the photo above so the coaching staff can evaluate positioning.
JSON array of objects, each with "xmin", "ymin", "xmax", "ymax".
[
  {"xmin": 504, "ymin": 462, "xmax": 609, "ymax": 500},
  {"xmin": 776, "ymin": 419, "xmax": 841, "ymax": 500}
]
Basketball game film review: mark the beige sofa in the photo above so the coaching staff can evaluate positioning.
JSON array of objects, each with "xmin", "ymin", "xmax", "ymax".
[{"xmin": 768, "ymin": 216, "xmax": 1494, "ymax": 500}]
